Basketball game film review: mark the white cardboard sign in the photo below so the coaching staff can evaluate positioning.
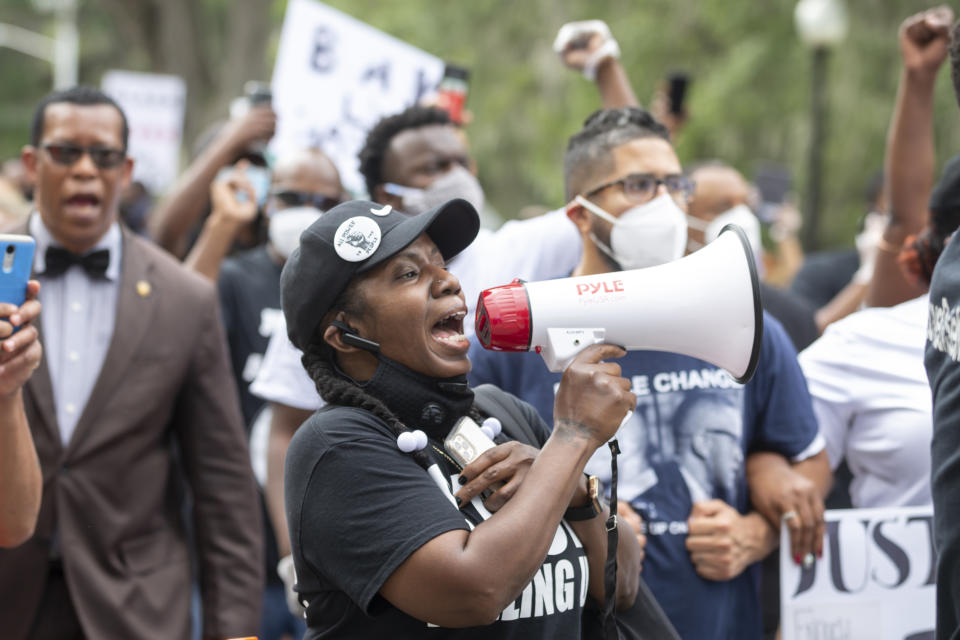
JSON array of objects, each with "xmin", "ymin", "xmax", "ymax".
[
  {"xmin": 269, "ymin": 0, "xmax": 444, "ymax": 196},
  {"xmin": 781, "ymin": 505, "xmax": 936, "ymax": 640},
  {"xmin": 101, "ymin": 70, "xmax": 186, "ymax": 194}
]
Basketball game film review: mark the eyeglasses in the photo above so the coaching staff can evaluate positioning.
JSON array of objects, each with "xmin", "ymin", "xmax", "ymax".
[
  {"xmin": 584, "ymin": 173, "xmax": 694, "ymax": 204},
  {"xmin": 42, "ymin": 143, "xmax": 126, "ymax": 170},
  {"xmin": 270, "ymin": 190, "xmax": 342, "ymax": 211}
]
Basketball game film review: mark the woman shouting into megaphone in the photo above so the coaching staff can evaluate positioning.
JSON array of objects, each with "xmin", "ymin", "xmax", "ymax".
[{"xmin": 278, "ymin": 198, "xmax": 653, "ymax": 639}]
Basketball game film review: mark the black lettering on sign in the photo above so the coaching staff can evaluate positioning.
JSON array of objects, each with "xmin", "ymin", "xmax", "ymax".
[
  {"xmin": 827, "ymin": 519, "xmax": 870, "ymax": 593},
  {"xmin": 413, "ymin": 68, "xmax": 433, "ymax": 102},
  {"xmin": 907, "ymin": 515, "xmax": 937, "ymax": 586},
  {"xmin": 794, "ymin": 513, "xmax": 936, "ymax": 598},
  {"xmin": 793, "ymin": 559, "xmax": 817, "ymax": 598},
  {"xmin": 308, "ymin": 126, "xmax": 340, "ymax": 152},
  {"xmin": 871, "ymin": 518, "xmax": 910, "ymax": 588},
  {"xmin": 310, "ymin": 26, "xmax": 336, "ymax": 72},
  {"xmin": 362, "ymin": 63, "xmax": 390, "ymax": 90}
]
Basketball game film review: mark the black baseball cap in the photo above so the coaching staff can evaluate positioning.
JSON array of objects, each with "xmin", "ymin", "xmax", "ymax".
[{"xmin": 281, "ymin": 198, "xmax": 480, "ymax": 351}]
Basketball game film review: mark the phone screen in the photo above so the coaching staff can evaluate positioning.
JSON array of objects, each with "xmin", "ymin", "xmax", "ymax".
[
  {"xmin": 216, "ymin": 165, "xmax": 271, "ymax": 207},
  {"xmin": 244, "ymin": 81, "xmax": 273, "ymax": 107},
  {"xmin": 755, "ymin": 166, "xmax": 792, "ymax": 206},
  {"xmin": 0, "ymin": 235, "xmax": 35, "ymax": 318},
  {"xmin": 436, "ymin": 64, "xmax": 470, "ymax": 124},
  {"xmin": 668, "ymin": 72, "xmax": 690, "ymax": 116}
]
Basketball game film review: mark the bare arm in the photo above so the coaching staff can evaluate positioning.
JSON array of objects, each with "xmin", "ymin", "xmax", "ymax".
[
  {"xmin": 454, "ymin": 444, "xmax": 641, "ymax": 611},
  {"xmin": 148, "ymin": 106, "xmax": 276, "ymax": 257},
  {"xmin": 266, "ymin": 401, "xmax": 313, "ymax": 558},
  {"xmin": 684, "ymin": 449, "xmax": 831, "ymax": 581},
  {"xmin": 746, "ymin": 450, "xmax": 832, "ymax": 562},
  {"xmin": 555, "ymin": 21, "xmax": 639, "ymax": 110},
  {"xmin": 184, "ymin": 163, "xmax": 258, "ymax": 282},
  {"xmin": 594, "ymin": 58, "xmax": 639, "ymax": 109},
  {"xmin": 868, "ymin": 7, "xmax": 953, "ymax": 307},
  {"xmin": 380, "ymin": 345, "xmax": 636, "ymax": 627},
  {"xmin": 814, "ymin": 280, "xmax": 867, "ymax": 333},
  {"xmin": 565, "ymin": 485, "xmax": 643, "ymax": 611},
  {"xmin": 0, "ymin": 281, "xmax": 43, "ymax": 548}
]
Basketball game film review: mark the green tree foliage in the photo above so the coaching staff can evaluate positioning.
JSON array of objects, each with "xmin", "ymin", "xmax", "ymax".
[{"xmin": 2, "ymin": 0, "xmax": 958, "ymax": 248}]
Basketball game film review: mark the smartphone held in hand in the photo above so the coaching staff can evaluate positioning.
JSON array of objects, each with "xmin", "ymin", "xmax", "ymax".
[
  {"xmin": 444, "ymin": 416, "xmax": 496, "ymax": 467},
  {"xmin": 435, "ymin": 64, "xmax": 470, "ymax": 125},
  {"xmin": 0, "ymin": 235, "xmax": 35, "ymax": 334},
  {"xmin": 0, "ymin": 235, "xmax": 35, "ymax": 307}
]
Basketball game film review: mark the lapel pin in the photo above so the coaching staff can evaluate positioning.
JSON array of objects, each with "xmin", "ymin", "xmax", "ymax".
[{"xmin": 136, "ymin": 280, "xmax": 151, "ymax": 298}]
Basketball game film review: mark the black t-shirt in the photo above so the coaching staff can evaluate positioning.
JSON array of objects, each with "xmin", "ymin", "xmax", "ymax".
[
  {"xmin": 789, "ymin": 248, "xmax": 859, "ymax": 309},
  {"xmin": 759, "ymin": 282, "xmax": 819, "ymax": 352},
  {"xmin": 218, "ymin": 245, "xmax": 284, "ymax": 426},
  {"xmin": 218, "ymin": 245, "xmax": 285, "ymax": 585},
  {"xmin": 284, "ymin": 397, "xmax": 589, "ymax": 639},
  {"xmin": 924, "ymin": 237, "xmax": 960, "ymax": 640}
]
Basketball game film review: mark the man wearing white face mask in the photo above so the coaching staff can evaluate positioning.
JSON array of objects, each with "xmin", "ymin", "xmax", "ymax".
[
  {"xmin": 574, "ymin": 176, "xmax": 692, "ymax": 270},
  {"xmin": 468, "ymin": 107, "xmax": 831, "ymax": 640},
  {"xmin": 685, "ymin": 162, "xmax": 822, "ymax": 351},
  {"xmin": 684, "ymin": 165, "xmax": 763, "ymax": 258},
  {"xmin": 216, "ymin": 148, "xmax": 343, "ymax": 425}
]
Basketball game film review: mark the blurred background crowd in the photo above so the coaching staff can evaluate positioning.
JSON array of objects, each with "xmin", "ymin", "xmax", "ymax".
[
  {"xmin": 1, "ymin": 1, "xmax": 958, "ymax": 639},
  {"xmin": 0, "ymin": 0, "xmax": 956, "ymax": 254}
]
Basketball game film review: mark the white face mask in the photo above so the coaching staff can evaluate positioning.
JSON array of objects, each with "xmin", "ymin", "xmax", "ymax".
[
  {"xmin": 268, "ymin": 206, "xmax": 323, "ymax": 259},
  {"xmin": 383, "ymin": 164, "xmax": 485, "ymax": 215},
  {"xmin": 686, "ymin": 204, "xmax": 762, "ymax": 256},
  {"xmin": 575, "ymin": 193, "xmax": 688, "ymax": 270}
]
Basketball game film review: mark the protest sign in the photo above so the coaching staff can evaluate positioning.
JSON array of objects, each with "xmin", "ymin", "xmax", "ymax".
[
  {"xmin": 270, "ymin": 0, "xmax": 444, "ymax": 196},
  {"xmin": 781, "ymin": 505, "xmax": 935, "ymax": 640},
  {"xmin": 101, "ymin": 70, "xmax": 186, "ymax": 194}
]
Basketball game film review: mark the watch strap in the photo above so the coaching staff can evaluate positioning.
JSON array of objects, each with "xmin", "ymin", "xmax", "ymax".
[{"xmin": 564, "ymin": 474, "xmax": 602, "ymax": 521}]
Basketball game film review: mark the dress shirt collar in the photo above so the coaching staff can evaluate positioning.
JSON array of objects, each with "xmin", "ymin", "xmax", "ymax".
[{"xmin": 30, "ymin": 212, "xmax": 122, "ymax": 282}]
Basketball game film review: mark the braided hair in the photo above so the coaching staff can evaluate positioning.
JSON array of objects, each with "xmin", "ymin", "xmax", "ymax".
[{"xmin": 301, "ymin": 281, "xmax": 488, "ymax": 471}]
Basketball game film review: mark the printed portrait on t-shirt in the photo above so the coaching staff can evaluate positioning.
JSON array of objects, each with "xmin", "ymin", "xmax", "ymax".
[{"xmin": 586, "ymin": 364, "xmax": 745, "ymax": 521}]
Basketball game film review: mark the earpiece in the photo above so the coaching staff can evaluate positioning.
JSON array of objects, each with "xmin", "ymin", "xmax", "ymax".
[{"xmin": 330, "ymin": 320, "xmax": 381, "ymax": 354}]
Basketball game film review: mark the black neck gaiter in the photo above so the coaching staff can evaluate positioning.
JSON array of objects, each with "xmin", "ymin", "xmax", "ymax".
[{"xmin": 353, "ymin": 355, "xmax": 475, "ymax": 441}]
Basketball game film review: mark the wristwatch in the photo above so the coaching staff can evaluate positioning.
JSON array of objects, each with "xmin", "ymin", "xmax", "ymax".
[{"xmin": 564, "ymin": 475, "xmax": 603, "ymax": 521}]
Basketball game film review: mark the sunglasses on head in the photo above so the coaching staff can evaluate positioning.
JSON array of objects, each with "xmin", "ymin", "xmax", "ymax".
[
  {"xmin": 271, "ymin": 190, "xmax": 342, "ymax": 211},
  {"xmin": 42, "ymin": 143, "xmax": 126, "ymax": 170}
]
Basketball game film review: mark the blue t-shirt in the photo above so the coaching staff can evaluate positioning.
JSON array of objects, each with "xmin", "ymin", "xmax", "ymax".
[{"xmin": 467, "ymin": 312, "xmax": 818, "ymax": 640}]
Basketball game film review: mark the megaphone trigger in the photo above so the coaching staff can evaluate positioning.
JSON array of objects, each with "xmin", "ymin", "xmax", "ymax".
[{"xmin": 542, "ymin": 328, "xmax": 607, "ymax": 372}]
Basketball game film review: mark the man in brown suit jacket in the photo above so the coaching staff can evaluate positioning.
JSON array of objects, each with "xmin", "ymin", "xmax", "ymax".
[{"xmin": 0, "ymin": 86, "xmax": 264, "ymax": 639}]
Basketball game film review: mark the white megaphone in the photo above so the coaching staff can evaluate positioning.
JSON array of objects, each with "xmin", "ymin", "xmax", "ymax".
[{"xmin": 474, "ymin": 224, "xmax": 763, "ymax": 383}]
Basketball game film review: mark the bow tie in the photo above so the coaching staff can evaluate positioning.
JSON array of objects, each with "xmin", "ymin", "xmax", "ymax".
[{"xmin": 44, "ymin": 246, "xmax": 111, "ymax": 279}]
